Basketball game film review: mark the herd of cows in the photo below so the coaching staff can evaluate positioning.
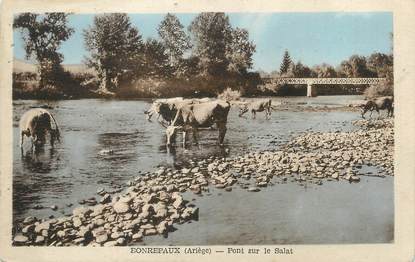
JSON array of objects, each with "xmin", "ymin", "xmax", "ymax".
[{"xmin": 18, "ymin": 96, "xmax": 394, "ymax": 151}]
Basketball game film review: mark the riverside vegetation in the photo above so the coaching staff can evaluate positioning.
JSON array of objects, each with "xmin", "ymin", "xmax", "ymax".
[{"xmin": 13, "ymin": 117, "xmax": 393, "ymax": 246}]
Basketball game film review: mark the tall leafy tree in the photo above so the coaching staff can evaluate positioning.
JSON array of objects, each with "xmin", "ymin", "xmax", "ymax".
[
  {"xmin": 14, "ymin": 13, "xmax": 74, "ymax": 88},
  {"xmin": 367, "ymin": 52, "xmax": 393, "ymax": 78},
  {"xmin": 290, "ymin": 61, "xmax": 312, "ymax": 78},
  {"xmin": 226, "ymin": 28, "xmax": 256, "ymax": 75},
  {"xmin": 158, "ymin": 13, "xmax": 191, "ymax": 70},
  {"xmin": 312, "ymin": 63, "xmax": 337, "ymax": 78},
  {"xmin": 338, "ymin": 55, "xmax": 374, "ymax": 77},
  {"xmin": 84, "ymin": 13, "xmax": 143, "ymax": 92},
  {"xmin": 142, "ymin": 38, "xmax": 170, "ymax": 78},
  {"xmin": 189, "ymin": 12, "xmax": 233, "ymax": 77}
]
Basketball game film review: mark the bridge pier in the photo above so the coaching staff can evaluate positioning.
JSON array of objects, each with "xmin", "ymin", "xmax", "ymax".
[{"xmin": 307, "ymin": 83, "xmax": 316, "ymax": 97}]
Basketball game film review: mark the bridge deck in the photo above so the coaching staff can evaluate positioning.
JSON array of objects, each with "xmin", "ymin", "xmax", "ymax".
[{"xmin": 264, "ymin": 78, "xmax": 385, "ymax": 85}]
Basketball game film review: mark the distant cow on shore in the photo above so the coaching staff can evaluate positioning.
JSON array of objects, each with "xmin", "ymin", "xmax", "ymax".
[
  {"xmin": 238, "ymin": 99, "xmax": 272, "ymax": 119},
  {"xmin": 19, "ymin": 108, "xmax": 60, "ymax": 150},
  {"xmin": 165, "ymin": 100, "xmax": 231, "ymax": 147},
  {"xmin": 360, "ymin": 96, "xmax": 394, "ymax": 118}
]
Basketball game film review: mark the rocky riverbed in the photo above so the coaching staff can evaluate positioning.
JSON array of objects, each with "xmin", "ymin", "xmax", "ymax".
[{"xmin": 13, "ymin": 118, "xmax": 394, "ymax": 246}]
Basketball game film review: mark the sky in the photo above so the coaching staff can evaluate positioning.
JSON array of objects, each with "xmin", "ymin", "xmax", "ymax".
[{"xmin": 13, "ymin": 12, "xmax": 393, "ymax": 73}]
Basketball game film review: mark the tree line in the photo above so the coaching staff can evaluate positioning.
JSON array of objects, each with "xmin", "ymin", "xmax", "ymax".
[
  {"xmin": 13, "ymin": 12, "xmax": 393, "ymax": 99},
  {"xmin": 260, "ymin": 49, "xmax": 393, "ymax": 96}
]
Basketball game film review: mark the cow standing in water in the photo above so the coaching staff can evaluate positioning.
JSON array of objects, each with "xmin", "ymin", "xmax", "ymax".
[
  {"xmin": 165, "ymin": 100, "xmax": 231, "ymax": 147},
  {"xmin": 144, "ymin": 97, "xmax": 212, "ymax": 125},
  {"xmin": 360, "ymin": 96, "xmax": 394, "ymax": 118},
  {"xmin": 238, "ymin": 99, "xmax": 272, "ymax": 119},
  {"xmin": 19, "ymin": 108, "xmax": 60, "ymax": 151}
]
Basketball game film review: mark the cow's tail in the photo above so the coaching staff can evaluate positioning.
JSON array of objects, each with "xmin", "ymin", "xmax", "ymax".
[{"xmin": 49, "ymin": 113, "xmax": 61, "ymax": 142}]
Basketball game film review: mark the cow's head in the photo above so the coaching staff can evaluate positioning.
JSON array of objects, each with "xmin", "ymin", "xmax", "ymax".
[
  {"xmin": 166, "ymin": 125, "xmax": 182, "ymax": 146},
  {"xmin": 238, "ymin": 105, "xmax": 248, "ymax": 117}
]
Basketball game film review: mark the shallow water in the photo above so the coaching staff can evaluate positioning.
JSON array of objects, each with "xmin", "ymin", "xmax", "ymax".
[{"xmin": 12, "ymin": 96, "xmax": 394, "ymax": 244}]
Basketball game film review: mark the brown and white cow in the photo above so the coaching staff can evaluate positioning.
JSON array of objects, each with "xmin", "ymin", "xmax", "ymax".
[
  {"xmin": 165, "ymin": 100, "xmax": 231, "ymax": 147},
  {"xmin": 19, "ymin": 108, "xmax": 60, "ymax": 150}
]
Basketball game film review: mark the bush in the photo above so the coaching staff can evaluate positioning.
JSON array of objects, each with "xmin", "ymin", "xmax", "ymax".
[
  {"xmin": 217, "ymin": 87, "xmax": 242, "ymax": 101},
  {"xmin": 364, "ymin": 83, "xmax": 393, "ymax": 98}
]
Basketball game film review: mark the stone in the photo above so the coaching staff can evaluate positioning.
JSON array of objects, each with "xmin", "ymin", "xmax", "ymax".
[
  {"xmin": 156, "ymin": 221, "xmax": 168, "ymax": 235},
  {"xmin": 132, "ymin": 232, "xmax": 143, "ymax": 241},
  {"xmin": 23, "ymin": 216, "xmax": 37, "ymax": 224},
  {"xmin": 34, "ymin": 222, "xmax": 50, "ymax": 233},
  {"xmin": 35, "ymin": 235, "xmax": 45, "ymax": 244},
  {"xmin": 100, "ymin": 194, "xmax": 111, "ymax": 204},
  {"xmin": 331, "ymin": 173, "xmax": 339, "ymax": 179},
  {"xmin": 50, "ymin": 205, "xmax": 58, "ymax": 211},
  {"xmin": 22, "ymin": 224, "xmax": 35, "ymax": 234},
  {"xmin": 73, "ymin": 206, "xmax": 92, "ymax": 217},
  {"xmin": 116, "ymin": 237, "xmax": 126, "ymax": 246},
  {"xmin": 72, "ymin": 217, "xmax": 83, "ymax": 228},
  {"xmin": 113, "ymin": 201, "xmax": 130, "ymax": 214},
  {"xmin": 103, "ymin": 241, "xmax": 117, "ymax": 247},
  {"xmin": 95, "ymin": 232, "xmax": 108, "ymax": 244},
  {"xmin": 13, "ymin": 235, "xmax": 28, "ymax": 244},
  {"xmin": 215, "ymin": 183, "xmax": 225, "ymax": 189},
  {"xmin": 247, "ymin": 187, "xmax": 260, "ymax": 192},
  {"xmin": 181, "ymin": 168, "xmax": 190, "ymax": 174}
]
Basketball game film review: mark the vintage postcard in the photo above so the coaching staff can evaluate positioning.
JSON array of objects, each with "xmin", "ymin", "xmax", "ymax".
[{"xmin": 0, "ymin": 0, "xmax": 414, "ymax": 261}]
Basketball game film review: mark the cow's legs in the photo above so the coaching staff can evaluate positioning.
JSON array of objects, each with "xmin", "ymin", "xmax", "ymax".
[
  {"xmin": 20, "ymin": 132, "xmax": 25, "ymax": 148},
  {"xmin": 192, "ymin": 128, "xmax": 199, "ymax": 145},
  {"xmin": 266, "ymin": 108, "xmax": 271, "ymax": 119},
  {"xmin": 182, "ymin": 130, "xmax": 187, "ymax": 147},
  {"xmin": 217, "ymin": 122, "xmax": 227, "ymax": 145},
  {"xmin": 50, "ymin": 130, "xmax": 55, "ymax": 148}
]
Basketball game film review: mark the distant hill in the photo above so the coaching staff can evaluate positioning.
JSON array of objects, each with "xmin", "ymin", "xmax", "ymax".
[{"xmin": 13, "ymin": 58, "xmax": 96, "ymax": 75}]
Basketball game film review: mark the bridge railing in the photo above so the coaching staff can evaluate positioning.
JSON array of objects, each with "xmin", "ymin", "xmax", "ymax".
[{"xmin": 265, "ymin": 77, "xmax": 386, "ymax": 85}]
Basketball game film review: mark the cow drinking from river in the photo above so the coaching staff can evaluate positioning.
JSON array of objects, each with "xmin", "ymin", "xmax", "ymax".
[
  {"xmin": 165, "ymin": 100, "xmax": 231, "ymax": 147},
  {"xmin": 19, "ymin": 108, "xmax": 60, "ymax": 150},
  {"xmin": 144, "ymin": 97, "xmax": 212, "ymax": 126},
  {"xmin": 360, "ymin": 96, "xmax": 394, "ymax": 118}
]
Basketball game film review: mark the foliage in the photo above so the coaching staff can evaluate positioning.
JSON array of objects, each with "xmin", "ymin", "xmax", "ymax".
[
  {"xmin": 189, "ymin": 12, "xmax": 233, "ymax": 77},
  {"xmin": 14, "ymin": 13, "xmax": 74, "ymax": 88},
  {"xmin": 279, "ymin": 50, "xmax": 292, "ymax": 74},
  {"xmin": 226, "ymin": 28, "xmax": 256, "ymax": 75},
  {"xmin": 312, "ymin": 63, "xmax": 337, "ymax": 78},
  {"xmin": 217, "ymin": 87, "xmax": 242, "ymax": 101},
  {"xmin": 84, "ymin": 13, "xmax": 144, "ymax": 92},
  {"xmin": 141, "ymin": 38, "xmax": 170, "ymax": 78},
  {"xmin": 158, "ymin": 13, "xmax": 191, "ymax": 71},
  {"xmin": 338, "ymin": 55, "xmax": 374, "ymax": 77}
]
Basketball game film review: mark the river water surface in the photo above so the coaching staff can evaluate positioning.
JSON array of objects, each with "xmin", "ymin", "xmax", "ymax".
[{"xmin": 12, "ymin": 96, "xmax": 393, "ymax": 244}]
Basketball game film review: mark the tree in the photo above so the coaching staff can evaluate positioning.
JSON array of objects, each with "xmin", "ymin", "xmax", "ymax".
[
  {"xmin": 158, "ymin": 13, "xmax": 191, "ymax": 71},
  {"xmin": 142, "ymin": 38, "xmax": 170, "ymax": 78},
  {"xmin": 290, "ymin": 61, "xmax": 312, "ymax": 78},
  {"xmin": 14, "ymin": 13, "xmax": 74, "ymax": 88},
  {"xmin": 367, "ymin": 52, "xmax": 393, "ymax": 78},
  {"xmin": 189, "ymin": 12, "xmax": 233, "ymax": 77},
  {"xmin": 338, "ymin": 55, "xmax": 374, "ymax": 77},
  {"xmin": 226, "ymin": 28, "xmax": 256, "ymax": 75},
  {"xmin": 279, "ymin": 50, "xmax": 292, "ymax": 75},
  {"xmin": 312, "ymin": 63, "xmax": 337, "ymax": 78},
  {"xmin": 84, "ymin": 13, "xmax": 144, "ymax": 92}
]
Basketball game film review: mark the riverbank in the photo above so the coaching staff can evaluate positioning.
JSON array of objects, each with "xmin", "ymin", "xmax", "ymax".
[{"xmin": 12, "ymin": 117, "xmax": 393, "ymax": 246}]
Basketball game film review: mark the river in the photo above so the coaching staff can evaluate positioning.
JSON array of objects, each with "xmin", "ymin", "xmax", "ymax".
[{"xmin": 12, "ymin": 96, "xmax": 393, "ymax": 244}]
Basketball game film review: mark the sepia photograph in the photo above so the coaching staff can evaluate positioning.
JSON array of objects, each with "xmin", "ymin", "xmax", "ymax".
[
  {"xmin": 0, "ymin": 1, "xmax": 414, "ymax": 260},
  {"xmin": 10, "ymin": 11, "xmax": 396, "ymax": 246}
]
